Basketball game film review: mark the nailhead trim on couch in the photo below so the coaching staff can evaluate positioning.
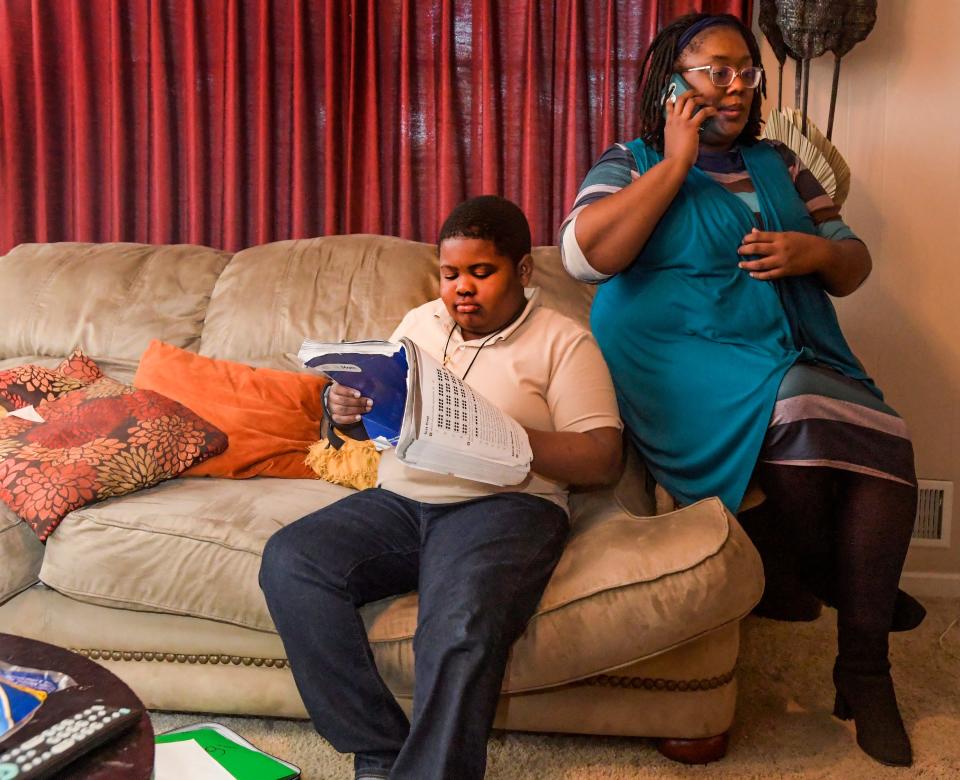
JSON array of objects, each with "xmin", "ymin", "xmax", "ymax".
[
  {"xmin": 585, "ymin": 668, "xmax": 736, "ymax": 692},
  {"xmin": 72, "ymin": 646, "xmax": 735, "ymax": 692},
  {"xmin": 74, "ymin": 647, "xmax": 289, "ymax": 668}
]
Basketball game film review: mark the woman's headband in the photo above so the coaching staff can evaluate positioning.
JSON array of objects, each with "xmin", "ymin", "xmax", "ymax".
[{"xmin": 676, "ymin": 16, "xmax": 736, "ymax": 55}]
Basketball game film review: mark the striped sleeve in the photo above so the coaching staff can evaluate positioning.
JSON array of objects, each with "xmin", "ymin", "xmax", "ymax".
[
  {"xmin": 558, "ymin": 143, "xmax": 638, "ymax": 284},
  {"xmin": 767, "ymin": 140, "xmax": 860, "ymax": 242}
]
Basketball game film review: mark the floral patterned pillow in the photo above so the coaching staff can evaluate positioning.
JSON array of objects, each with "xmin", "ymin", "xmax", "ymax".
[
  {"xmin": 0, "ymin": 349, "xmax": 104, "ymax": 411},
  {"xmin": 0, "ymin": 377, "xmax": 228, "ymax": 541}
]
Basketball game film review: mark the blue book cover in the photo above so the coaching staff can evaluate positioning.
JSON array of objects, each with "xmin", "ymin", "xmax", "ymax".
[{"xmin": 300, "ymin": 341, "xmax": 409, "ymax": 445}]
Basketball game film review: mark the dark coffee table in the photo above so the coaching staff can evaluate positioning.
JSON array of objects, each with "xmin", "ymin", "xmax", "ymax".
[{"xmin": 0, "ymin": 633, "xmax": 153, "ymax": 779}]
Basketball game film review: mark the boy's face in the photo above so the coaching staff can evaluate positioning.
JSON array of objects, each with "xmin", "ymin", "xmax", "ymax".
[{"xmin": 439, "ymin": 237, "xmax": 532, "ymax": 342}]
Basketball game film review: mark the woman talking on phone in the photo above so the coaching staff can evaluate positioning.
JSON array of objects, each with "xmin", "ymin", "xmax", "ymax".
[{"xmin": 559, "ymin": 13, "xmax": 921, "ymax": 767}]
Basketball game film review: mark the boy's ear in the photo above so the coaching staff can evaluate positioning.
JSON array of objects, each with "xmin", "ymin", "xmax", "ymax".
[{"xmin": 517, "ymin": 253, "xmax": 534, "ymax": 285}]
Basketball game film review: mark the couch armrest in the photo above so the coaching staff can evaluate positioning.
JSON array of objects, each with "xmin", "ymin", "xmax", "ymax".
[
  {"xmin": 365, "ymin": 491, "xmax": 765, "ymax": 695},
  {"xmin": 501, "ymin": 496, "xmax": 765, "ymax": 693}
]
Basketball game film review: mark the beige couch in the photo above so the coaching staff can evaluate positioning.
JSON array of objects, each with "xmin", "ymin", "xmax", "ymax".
[{"xmin": 0, "ymin": 236, "xmax": 764, "ymax": 763}]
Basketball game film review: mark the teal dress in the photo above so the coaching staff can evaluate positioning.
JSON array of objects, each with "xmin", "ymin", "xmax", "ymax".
[{"xmin": 590, "ymin": 139, "xmax": 876, "ymax": 511}]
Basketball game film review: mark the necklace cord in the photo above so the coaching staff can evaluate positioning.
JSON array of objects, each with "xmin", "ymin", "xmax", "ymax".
[
  {"xmin": 442, "ymin": 324, "xmax": 504, "ymax": 382},
  {"xmin": 441, "ymin": 298, "xmax": 528, "ymax": 381}
]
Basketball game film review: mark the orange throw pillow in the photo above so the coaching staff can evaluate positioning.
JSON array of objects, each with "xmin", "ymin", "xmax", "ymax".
[{"xmin": 134, "ymin": 340, "xmax": 329, "ymax": 479}]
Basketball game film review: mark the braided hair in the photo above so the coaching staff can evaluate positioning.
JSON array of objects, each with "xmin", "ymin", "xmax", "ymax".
[{"xmin": 637, "ymin": 13, "xmax": 766, "ymax": 152}]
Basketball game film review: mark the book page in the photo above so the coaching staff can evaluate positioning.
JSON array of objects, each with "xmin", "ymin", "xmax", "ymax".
[
  {"xmin": 155, "ymin": 740, "xmax": 235, "ymax": 780},
  {"xmin": 413, "ymin": 347, "xmax": 531, "ymax": 465},
  {"xmin": 156, "ymin": 725, "xmax": 299, "ymax": 780}
]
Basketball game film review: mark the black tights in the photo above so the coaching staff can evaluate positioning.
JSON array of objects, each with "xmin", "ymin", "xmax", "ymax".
[{"xmin": 746, "ymin": 464, "xmax": 917, "ymax": 667}]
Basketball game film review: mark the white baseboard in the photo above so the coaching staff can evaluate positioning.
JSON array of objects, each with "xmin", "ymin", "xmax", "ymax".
[{"xmin": 900, "ymin": 571, "xmax": 960, "ymax": 599}]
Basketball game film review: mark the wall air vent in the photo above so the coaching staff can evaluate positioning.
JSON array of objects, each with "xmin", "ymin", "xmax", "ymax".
[{"xmin": 911, "ymin": 480, "xmax": 953, "ymax": 548}]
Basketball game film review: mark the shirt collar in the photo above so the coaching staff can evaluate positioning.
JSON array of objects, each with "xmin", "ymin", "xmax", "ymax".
[{"xmin": 431, "ymin": 287, "xmax": 541, "ymax": 346}]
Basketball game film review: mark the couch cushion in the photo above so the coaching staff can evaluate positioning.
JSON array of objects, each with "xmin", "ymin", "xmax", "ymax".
[
  {"xmin": 362, "ymin": 496, "xmax": 764, "ymax": 694},
  {"xmin": 0, "ymin": 503, "xmax": 44, "ymax": 604},
  {"xmin": 41, "ymin": 483, "xmax": 762, "ymax": 688},
  {"xmin": 39, "ymin": 476, "xmax": 353, "ymax": 630},
  {"xmin": 0, "ymin": 242, "xmax": 232, "ymax": 361},
  {"xmin": 199, "ymin": 235, "xmax": 441, "ymax": 363},
  {"xmin": 198, "ymin": 236, "xmax": 595, "ymax": 364}
]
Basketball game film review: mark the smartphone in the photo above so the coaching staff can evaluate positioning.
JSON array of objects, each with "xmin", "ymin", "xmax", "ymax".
[{"xmin": 662, "ymin": 73, "xmax": 713, "ymax": 131}]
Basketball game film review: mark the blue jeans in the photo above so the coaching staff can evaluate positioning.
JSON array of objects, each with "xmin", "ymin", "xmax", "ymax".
[{"xmin": 259, "ymin": 488, "xmax": 568, "ymax": 780}]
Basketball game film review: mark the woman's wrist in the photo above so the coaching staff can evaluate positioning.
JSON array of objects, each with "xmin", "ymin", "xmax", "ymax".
[
  {"xmin": 656, "ymin": 155, "xmax": 694, "ymax": 182},
  {"xmin": 809, "ymin": 233, "xmax": 841, "ymax": 275}
]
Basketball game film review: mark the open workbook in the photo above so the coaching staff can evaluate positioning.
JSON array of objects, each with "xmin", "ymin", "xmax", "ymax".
[
  {"xmin": 155, "ymin": 721, "xmax": 300, "ymax": 780},
  {"xmin": 298, "ymin": 337, "xmax": 533, "ymax": 486}
]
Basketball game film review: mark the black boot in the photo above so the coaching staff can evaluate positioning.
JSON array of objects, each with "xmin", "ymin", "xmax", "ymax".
[
  {"xmin": 889, "ymin": 589, "xmax": 926, "ymax": 632},
  {"xmin": 833, "ymin": 629, "xmax": 912, "ymax": 767},
  {"xmin": 814, "ymin": 586, "xmax": 925, "ymax": 632},
  {"xmin": 783, "ymin": 536, "xmax": 925, "ymax": 633}
]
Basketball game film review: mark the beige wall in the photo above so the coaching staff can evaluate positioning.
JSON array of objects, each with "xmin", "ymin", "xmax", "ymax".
[{"xmin": 754, "ymin": 0, "xmax": 960, "ymax": 585}]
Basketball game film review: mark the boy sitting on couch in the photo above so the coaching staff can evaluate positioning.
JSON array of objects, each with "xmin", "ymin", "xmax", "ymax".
[{"xmin": 259, "ymin": 195, "xmax": 622, "ymax": 780}]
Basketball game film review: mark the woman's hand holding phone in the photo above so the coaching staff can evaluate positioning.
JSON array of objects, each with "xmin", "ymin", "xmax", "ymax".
[{"xmin": 662, "ymin": 81, "xmax": 717, "ymax": 170}]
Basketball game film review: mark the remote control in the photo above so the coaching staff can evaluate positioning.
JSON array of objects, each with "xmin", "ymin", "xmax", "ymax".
[{"xmin": 0, "ymin": 703, "xmax": 142, "ymax": 779}]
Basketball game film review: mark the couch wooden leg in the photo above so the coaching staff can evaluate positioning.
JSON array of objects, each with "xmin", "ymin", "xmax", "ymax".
[{"xmin": 656, "ymin": 733, "xmax": 729, "ymax": 764}]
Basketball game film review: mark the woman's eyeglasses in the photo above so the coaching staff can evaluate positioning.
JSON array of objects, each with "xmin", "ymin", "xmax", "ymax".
[{"xmin": 681, "ymin": 65, "xmax": 763, "ymax": 89}]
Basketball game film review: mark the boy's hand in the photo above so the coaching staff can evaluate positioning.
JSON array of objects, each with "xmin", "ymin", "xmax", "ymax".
[{"xmin": 325, "ymin": 382, "xmax": 373, "ymax": 426}]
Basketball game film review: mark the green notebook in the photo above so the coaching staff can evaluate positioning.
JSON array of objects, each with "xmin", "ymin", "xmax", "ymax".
[{"xmin": 156, "ymin": 721, "xmax": 300, "ymax": 780}]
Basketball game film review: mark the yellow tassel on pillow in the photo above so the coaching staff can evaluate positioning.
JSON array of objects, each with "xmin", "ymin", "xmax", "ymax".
[{"xmin": 305, "ymin": 434, "xmax": 380, "ymax": 491}]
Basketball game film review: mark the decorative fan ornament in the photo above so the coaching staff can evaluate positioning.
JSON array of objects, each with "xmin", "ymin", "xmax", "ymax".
[
  {"xmin": 762, "ymin": 109, "xmax": 837, "ymax": 202},
  {"xmin": 784, "ymin": 108, "xmax": 851, "ymax": 206}
]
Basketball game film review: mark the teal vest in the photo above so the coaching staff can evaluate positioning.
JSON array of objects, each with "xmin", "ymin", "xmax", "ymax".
[{"xmin": 590, "ymin": 139, "xmax": 875, "ymax": 511}]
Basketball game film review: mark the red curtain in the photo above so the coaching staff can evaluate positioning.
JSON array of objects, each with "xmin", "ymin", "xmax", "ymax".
[{"xmin": 0, "ymin": 0, "xmax": 750, "ymax": 254}]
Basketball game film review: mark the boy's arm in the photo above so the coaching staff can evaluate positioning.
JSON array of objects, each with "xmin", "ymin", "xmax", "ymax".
[
  {"xmin": 531, "ymin": 328, "xmax": 624, "ymax": 487},
  {"xmin": 524, "ymin": 426, "xmax": 622, "ymax": 487}
]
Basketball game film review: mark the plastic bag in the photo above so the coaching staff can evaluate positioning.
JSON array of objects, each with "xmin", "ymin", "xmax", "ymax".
[{"xmin": 0, "ymin": 660, "xmax": 76, "ymax": 741}]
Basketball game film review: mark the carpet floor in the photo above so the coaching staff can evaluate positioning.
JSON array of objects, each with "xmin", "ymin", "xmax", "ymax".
[{"xmin": 150, "ymin": 596, "xmax": 960, "ymax": 779}]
